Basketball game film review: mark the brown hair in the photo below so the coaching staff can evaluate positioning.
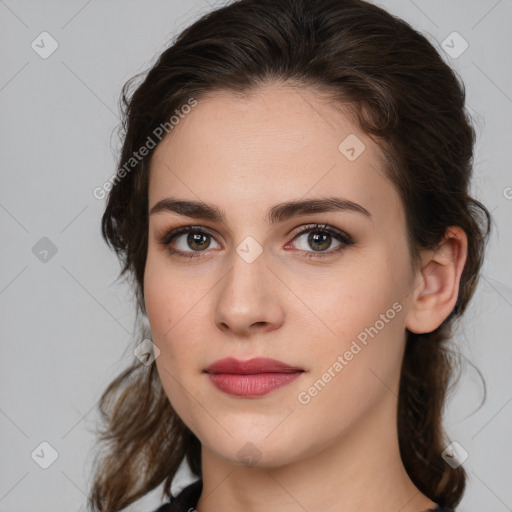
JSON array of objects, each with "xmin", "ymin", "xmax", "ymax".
[{"xmin": 88, "ymin": 0, "xmax": 491, "ymax": 510}]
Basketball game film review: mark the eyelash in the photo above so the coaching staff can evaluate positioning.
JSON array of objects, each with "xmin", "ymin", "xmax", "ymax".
[{"xmin": 158, "ymin": 223, "xmax": 355, "ymax": 260}]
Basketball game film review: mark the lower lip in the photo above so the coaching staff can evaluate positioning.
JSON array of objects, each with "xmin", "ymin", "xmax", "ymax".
[{"xmin": 207, "ymin": 372, "xmax": 303, "ymax": 397}]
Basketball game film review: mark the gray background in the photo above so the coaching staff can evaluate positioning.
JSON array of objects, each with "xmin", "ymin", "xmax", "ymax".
[{"xmin": 0, "ymin": 1, "xmax": 511, "ymax": 511}]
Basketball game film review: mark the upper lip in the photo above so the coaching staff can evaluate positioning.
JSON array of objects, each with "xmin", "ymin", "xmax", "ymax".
[{"xmin": 204, "ymin": 357, "xmax": 304, "ymax": 375}]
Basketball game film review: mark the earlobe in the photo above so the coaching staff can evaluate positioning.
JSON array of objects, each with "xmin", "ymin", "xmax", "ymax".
[{"xmin": 405, "ymin": 227, "xmax": 468, "ymax": 334}]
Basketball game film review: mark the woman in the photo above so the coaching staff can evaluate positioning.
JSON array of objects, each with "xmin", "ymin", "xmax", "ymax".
[{"xmin": 88, "ymin": 0, "xmax": 491, "ymax": 511}]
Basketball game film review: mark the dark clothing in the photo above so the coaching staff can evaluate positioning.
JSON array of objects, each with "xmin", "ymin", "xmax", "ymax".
[
  {"xmin": 154, "ymin": 479, "xmax": 202, "ymax": 512},
  {"xmin": 153, "ymin": 479, "xmax": 455, "ymax": 511}
]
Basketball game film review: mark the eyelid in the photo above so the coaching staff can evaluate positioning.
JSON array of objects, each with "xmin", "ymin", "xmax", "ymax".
[
  {"xmin": 157, "ymin": 223, "xmax": 355, "ymax": 258},
  {"xmin": 289, "ymin": 223, "xmax": 354, "ymax": 244},
  {"xmin": 157, "ymin": 225, "xmax": 221, "ymax": 248}
]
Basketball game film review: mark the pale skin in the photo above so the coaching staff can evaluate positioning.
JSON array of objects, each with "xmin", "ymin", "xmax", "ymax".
[{"xmin": 143, "ymin": 83, "xmax": 468, "ymax": 512}]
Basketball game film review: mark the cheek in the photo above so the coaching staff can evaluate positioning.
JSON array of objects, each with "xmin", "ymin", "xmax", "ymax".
[
  {"xmin": 143, "ymin": 253, "xmax": 202, "ymax": 365},
  {"xmin": 144, "ymin": 249, "xmax": 198, "ymax": 330},
  {"xmin": 299, "ymin": 244, "xmax": 411, "ymax": 393},
  {"xmin": 295, "ymin": 267, "xmax": 408, "ymax": 433},
  {"xmin": 144, "ymin": 260, "xmax": 203, "ymax": 417},
  {"xmin": 144, "ymin": 254, "xmax": 173, "ymax": 334},
  {"xmin": 310, "ymin": 249, "xmax": 409, "ymax": 339}
]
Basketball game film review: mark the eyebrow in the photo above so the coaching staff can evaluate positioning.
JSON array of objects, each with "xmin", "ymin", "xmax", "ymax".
[{"xmin": 149, "ymin": 196, "xmax": 371, "ymax": 224}]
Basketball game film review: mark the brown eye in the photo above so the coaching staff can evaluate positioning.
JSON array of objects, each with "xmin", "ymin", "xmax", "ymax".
[
  {"xmin": 185, "ymin": 232, "xmax": 211, "ymax": 251},
  {"xmin": 307, "ymin": 231, "xmax": 333, "ymax": 251},
  {"xmin": 289, "ymin": 224, "xmax": 354, "ymax": 258},
  {"xmin": 159, "ymin": 226, "xmax": 221, "ymax": 259}
]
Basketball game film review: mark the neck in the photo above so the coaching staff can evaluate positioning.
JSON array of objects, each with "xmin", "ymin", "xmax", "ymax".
[{"xmin": 195, "ymin": 393, "xmax": 436, "ymax": 512}]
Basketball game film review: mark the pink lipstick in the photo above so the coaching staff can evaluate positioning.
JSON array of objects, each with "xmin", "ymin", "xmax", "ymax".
[{"xmin": 204, "ymin": 357, "xmax": 304, "ymax": 397}]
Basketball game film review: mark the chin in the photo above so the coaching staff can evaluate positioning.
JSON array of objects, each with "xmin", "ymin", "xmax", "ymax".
[{"xmin": 201, "ymin": 431, "xmax": 304, "ymax": 468}]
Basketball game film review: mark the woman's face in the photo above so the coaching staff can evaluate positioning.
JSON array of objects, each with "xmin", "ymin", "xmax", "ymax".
[{"xmin": 144, "ymin": 84, "xmax": 417, "ymax": 467}]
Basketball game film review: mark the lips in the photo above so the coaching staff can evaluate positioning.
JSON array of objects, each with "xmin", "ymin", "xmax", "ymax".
[
  {"xmin": 204, "ymin": 357, "xmax": 305, "ymax": 397},
  {"xmin": 204, "ymin": 357, "xmax": 303, "ymax": 375}
]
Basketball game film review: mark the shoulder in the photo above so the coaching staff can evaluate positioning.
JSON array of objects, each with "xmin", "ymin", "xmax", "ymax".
[{"xmin": 151, "ymin": 479, "xmax": 202, "ymax": 512}]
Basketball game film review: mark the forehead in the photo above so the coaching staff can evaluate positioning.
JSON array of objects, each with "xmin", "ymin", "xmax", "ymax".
[{"xmin": 148, "ymin": 84, "xmax": 403, "ymax": 226}]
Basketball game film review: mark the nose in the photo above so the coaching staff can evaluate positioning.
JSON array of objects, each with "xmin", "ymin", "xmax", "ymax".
[{"xmin": 213, "ymin": 248, "xmax": 285, "ymax": 338}]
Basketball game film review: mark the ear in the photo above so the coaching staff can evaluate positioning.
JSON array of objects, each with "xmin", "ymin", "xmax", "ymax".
[{"xmin": 405, "ymin": 226, "xmax": 468, "ymax": 334}]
